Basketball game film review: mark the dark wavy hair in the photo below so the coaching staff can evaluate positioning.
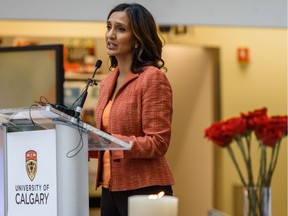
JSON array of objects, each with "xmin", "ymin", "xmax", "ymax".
[{"xmin": 107, "ymin": 3, "xmax": 166, "ymax": 73}]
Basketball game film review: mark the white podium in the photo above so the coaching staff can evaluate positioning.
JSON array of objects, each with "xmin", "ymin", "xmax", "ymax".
[{"xmin": 0, "ymin": 105, "xmax": 132, "ymax": 216}]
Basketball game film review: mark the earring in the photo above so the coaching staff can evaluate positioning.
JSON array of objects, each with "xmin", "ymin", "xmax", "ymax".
[{"xmin": 135, "ymin": 44, "xmax": 138, "ymax": 49}]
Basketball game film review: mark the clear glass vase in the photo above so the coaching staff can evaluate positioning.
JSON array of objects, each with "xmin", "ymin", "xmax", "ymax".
[
  {"xmin": 243, "ymin": 187, "xmax": 272, "ymax": 216},
  {"xmin": 260, "ymin": 187, "xmax": 272, "ymax": 216}
]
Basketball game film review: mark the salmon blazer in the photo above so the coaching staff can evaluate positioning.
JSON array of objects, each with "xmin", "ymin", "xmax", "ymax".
[{"xmin": 94, "ymin": 66, "xmax": 175, "ymax": 191}]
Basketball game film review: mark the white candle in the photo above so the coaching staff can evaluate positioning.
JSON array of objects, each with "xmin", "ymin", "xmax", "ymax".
[{"xmin": 128, "ymin": 194, "xmax": 178, "ymax": 216}]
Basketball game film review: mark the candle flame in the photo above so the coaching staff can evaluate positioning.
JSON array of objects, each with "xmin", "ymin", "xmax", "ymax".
[{"xmin": 148, "ymin": 191, "xmax": 165, "ymax": 199}]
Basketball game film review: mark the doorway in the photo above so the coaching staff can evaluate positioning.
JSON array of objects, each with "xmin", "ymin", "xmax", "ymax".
[{"xmin": 163, "ymin": 44, "xmax": 220, "ymax": 216}]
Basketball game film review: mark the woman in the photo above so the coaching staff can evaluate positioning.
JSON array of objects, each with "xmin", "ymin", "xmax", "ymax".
[{"xmin": 90, "ymin": 3, "xmax": 175, "ymax": 216}]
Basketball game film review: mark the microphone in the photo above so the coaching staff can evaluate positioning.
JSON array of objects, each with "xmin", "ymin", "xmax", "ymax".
[
  {"xmin": 74, "ymin": 60, "xmax": 102, "ymax": 119},
  {"xmin": 92, "ymin": 60, "xmax": 102, "ymax": 78}
]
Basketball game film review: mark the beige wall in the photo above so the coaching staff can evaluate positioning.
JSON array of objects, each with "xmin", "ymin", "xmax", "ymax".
[
  {"xmin": 0, "ymin": 21, "xmax": 287, "ymax": 215},
  {"xmin": 0, "ymin": 0, "xmax": 286, "ymax": 27}
]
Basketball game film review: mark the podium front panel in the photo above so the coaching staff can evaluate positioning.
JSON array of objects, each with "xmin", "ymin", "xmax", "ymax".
[{"xmin": 6, "ymin": 129, "xmax": 58, "ymax": 216}]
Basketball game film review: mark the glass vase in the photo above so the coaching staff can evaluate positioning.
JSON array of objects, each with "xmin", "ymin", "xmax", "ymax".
[
  {"xmin": 260, "ymin": 187, "xmax": 272, "ymax": 216},
  {"xmin": 242, "ymin": 187, "xmax": 272, "ymax": 216}
]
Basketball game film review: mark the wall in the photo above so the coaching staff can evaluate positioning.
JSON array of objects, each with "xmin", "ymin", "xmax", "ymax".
[
  {"xmin": 0, "ymin": 0, "xmax": 286, "ymax": 27},
  {"xmin": 0, "ymin": 21, "xmax": 287, "ymax": 215}
]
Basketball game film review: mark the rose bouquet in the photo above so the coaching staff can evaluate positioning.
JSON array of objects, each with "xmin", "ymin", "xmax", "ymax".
[{"xmin": 204, "ymin": 108, "xmax": 287, "ymax": 215}]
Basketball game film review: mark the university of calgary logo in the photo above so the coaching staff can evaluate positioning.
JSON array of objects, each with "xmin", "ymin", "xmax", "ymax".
[{"xmin": 26, "ymin": 150, "xmax": 37, "ymax": 181}]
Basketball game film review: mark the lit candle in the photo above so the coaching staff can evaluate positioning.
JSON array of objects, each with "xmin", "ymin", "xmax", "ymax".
[{"xmin": 128, "ymin": 192, "xmax": 178, "ymax": 216}]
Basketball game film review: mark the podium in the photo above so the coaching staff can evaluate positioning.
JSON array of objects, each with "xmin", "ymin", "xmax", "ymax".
[{"xmin": 0, "ymin": 105, "xmax": 132, "ymax": 216}]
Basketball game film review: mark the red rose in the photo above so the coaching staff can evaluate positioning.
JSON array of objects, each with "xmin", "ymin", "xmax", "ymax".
[
  {"xmin": 270, "ymin": 116, "xmax": 288, "ymax": 136},
  {"xmin": 255, "ymin": 116, "xmax": 287, "ymax": 147},
  {"xmin": 222, "ymin": 117, "xmax": 247, "ymax": 137},
  {"xmin": 241, "ymin": 108, "xmax": 268, "ymax": 131},
  {"xmin": 204, "ymin": 121, "xmax": 233, "ymax": 147}
]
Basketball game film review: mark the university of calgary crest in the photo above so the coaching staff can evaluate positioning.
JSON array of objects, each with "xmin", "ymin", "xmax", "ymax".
[{"xmin": 26, "ymin": 150, "xmax": 37, "ymax": 181}]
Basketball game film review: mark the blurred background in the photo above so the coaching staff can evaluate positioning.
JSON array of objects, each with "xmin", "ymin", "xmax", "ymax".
[{"xmin": 0, "ymin": 0, "xmax": 286, "ymax": 215}]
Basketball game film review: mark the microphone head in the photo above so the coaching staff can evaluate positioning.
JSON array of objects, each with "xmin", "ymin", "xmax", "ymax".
[{"xmin": 95, "ymin": 60, "xmax": 102, "ymax": 68}]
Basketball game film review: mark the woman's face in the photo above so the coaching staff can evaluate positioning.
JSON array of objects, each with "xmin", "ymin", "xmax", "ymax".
[{"xmin": 105, "ymin": 11, "xmax": 136, "ymax": 61}]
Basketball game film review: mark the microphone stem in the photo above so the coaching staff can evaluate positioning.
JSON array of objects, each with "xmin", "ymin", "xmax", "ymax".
[
  {"xmin": 74, "ymin": 83, "xmax": 89, "ymax": 118},
  {"xmin": 73, "ymin": 60, "xmax": 102, "ymax": 119}
]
